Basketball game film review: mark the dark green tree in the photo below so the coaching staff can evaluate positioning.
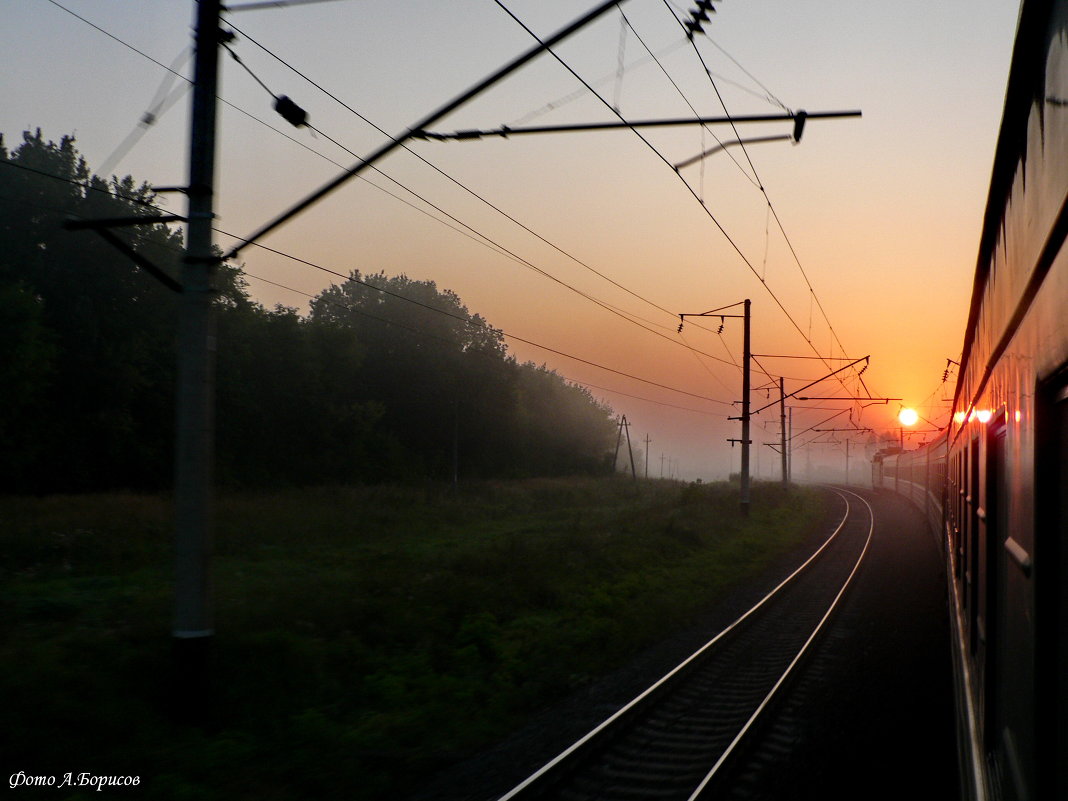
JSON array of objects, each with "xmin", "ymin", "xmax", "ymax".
[
  {"xmin": 0, "ymin": 129, "xmax": 240, "ymax": 491},
  {"xmin": 310, "ymin": 271, "xmax": 518, "ymax": 479},
  {"xmin": 513, "ymin": 363, "xmax": 618, "ymax": 475},
  {"xmin": 215, "ymin": 297, "xmax": 386, "ymax": 486},
  {"xmin": 309, "ymin": 272, "xmax": 616, "ymax": 480},
  {"xmin": 1, "ymin": 129, "xmax": 617, "ymax": 492},
  {"xmin": 0, "ymin": 131, "xmax": 175, "ymax": 489}
]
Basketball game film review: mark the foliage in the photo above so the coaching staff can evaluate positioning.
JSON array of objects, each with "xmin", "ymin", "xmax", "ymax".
[
  {"xmin": 1, "ymin": 131, "xmax": 180, "ymax": 490},
  {"xmin": 0, "ymin": 129, "xmax": 616, "ymax": 490},
  {"xmin": 0, "ymin": 480, "xmax": 826, "ymax": 800}
]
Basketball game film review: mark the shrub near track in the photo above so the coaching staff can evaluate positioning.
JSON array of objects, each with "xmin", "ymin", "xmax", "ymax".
[{"xmin": 0, "ymin": 479, "xmax": 824, "ymax": 800}]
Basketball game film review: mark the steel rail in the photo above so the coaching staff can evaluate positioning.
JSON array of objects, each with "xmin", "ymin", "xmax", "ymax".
[
  {"xmin": 687, "ymin": 486, "xmax": 874, "ymax": 799},
  {"xmin": 496, "ymin": 489, "xmax": 859, "ymax": 801}
]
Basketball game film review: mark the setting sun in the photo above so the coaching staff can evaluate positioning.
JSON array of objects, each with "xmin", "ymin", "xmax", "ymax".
[{"xmin": 898, "ymin": 408, "xmax": 920, "ymax": 426}]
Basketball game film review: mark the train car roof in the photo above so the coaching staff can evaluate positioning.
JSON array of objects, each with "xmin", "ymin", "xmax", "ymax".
[{"xmin": 955, "ymin": 0, "xmax": 1053, "ymax": 410}]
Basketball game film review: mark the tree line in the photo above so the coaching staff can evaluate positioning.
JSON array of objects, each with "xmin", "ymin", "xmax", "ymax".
[{"xmin": 0, "ymin": 129, "xmax": 618, "ymax": 493}]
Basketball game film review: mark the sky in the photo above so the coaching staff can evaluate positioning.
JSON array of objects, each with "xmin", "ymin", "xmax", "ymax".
[{"xmin": 1, "ymin": 0, "xmax": 1021, "ymax": 481}]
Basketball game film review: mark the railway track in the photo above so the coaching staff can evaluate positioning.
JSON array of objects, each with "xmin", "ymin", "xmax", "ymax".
[{"xmin": 497, "ymin": 487, "xmax": 874, "ymax": 801}]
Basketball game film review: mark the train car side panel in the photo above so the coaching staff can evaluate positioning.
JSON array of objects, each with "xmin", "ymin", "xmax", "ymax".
[{"xmin": 946, "ymin": 2, "xmax": 1068, "ymax": 799}]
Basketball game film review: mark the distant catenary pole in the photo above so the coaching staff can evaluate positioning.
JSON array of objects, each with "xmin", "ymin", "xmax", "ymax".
[
  {"xmin": 740, "ymin": 299, "xmax": 751, "ymax": 515},
  {"xmin": 779, "ymin": 376, "xmax": 788, "ymax": 488}
]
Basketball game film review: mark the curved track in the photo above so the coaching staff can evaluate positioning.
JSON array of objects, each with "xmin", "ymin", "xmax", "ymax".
[{"xmin": 497, "ymin": 488, "xmax": 874, "ymax": 801}]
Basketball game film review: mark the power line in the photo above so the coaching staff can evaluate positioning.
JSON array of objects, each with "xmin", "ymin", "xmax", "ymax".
[
  {"xmin": 44, "ymin": 0, "xmax": 179, "ymax": 74},
  {"xmin": 490, "ymin": 0, "xmax": 768, "ymax": 303},
  {"xmin": 22, "ymin": 163, "xmax": 843, "ymax": 431},
  {"xmin": 222, "ymin": 19, "xmax": 740, "ymax": 348},
  {"xmin": 226, "ymin": 0, "xmax": 354, "ymax": 11},
  {"xmin": 221, "ymin": 33, "xmax": 703, "ymax": 349},
  {"xmin": 493, "ymin": 0, "xmax": 843, "ymax": 392},
  {"xmin": 40, "ymin": 1, "xmax": 855, "ymax": 414},
  {"xmin": 673, "ymin": 6, "xmax": 870, "ymax": 401},
  {"xmin": 510, "ymin": 38, "xmax": 690, "ymax": 126},
  {"xmin": 0, "ymin": 158, "xmax": 161, "ymax": 208},
  {"xmin": 76, "ymin": 1, "xmax": 858, "ymax": 419},
  {"xmin": 616, "ymin": 8, "xmax": 760, "ymax": 189},
  {"xmin": 701, "ymin": 37, "xmax": 791, "ymax": 113},
  {"xmin": 50, "ymin": 0, "xmax": 484, "ymax": 251},
  {"xmin": 490, "ymin": 0, "xmax": 873, "ymax": 419},
  {"xmin": 246, "ymin": 268, "xmax": 729, "ymax": 419},
  {"xmin": 43, "ymin": 1, "xmax": 743, "ymax": 378},
  {"xmin": 222, "ymin": 0, "xmax": 629, "ymax": 260},
  {"xmin": 4, "ymin": 153, "xmax": 734, "ymax": 413},
  {"xmin": 226, "ymin": 255, "xmax": 732, "ymax": 407},
  {"xmin": 4, "ymin": 148, "xmax": 736, "ymax": 414}
]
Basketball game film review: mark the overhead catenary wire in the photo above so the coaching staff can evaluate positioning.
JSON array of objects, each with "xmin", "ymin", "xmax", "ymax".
[
  {"xmin": 240, "ymin": 271, "xmax": 726, "ymax": 422},
  {"xmin": 44, "ymin": 0, "xmax": 181, "ymax": 74},
  {"xmin": 492, "ymin": 2, "xmax": 867, "ymax": 413},
  {"xmin": 209, "ymin": 22, "xmax": 818, "ymax": 415},
  {"xmin": 3, "ymin": 153, "xmax": 735, "ymax": 413},
  {"xmin": 219, "ymin": 32, "xmax": 704, "ymax": 345},
  {"xmin": 39, "ymin": 0, "xmax": 838, "ymax": 389},
  {"xmin": 675, "ymin": 7, "xmax": 872, "ymax": 407},
  {"xmin": 55, "ymin": 0, "xmax": 859, "ymax": 420},
  {"xmin": 42, "ymin": 1, "xmax": 748, "ymax": 381},
  {"xmin": 225, "ymin": 0, "xmax": 354, "ymax": 11},
  {"xmin": 700, "ymin": 36, "xmax": 791, "ymax": 113},
  {"xmin": 507, "ymin": 32, "xmax": 781, "ymax": 128},
  {"xmin": 210, "ymin": 229, "xmax": 734, "ymax": 407},
  {"xmin": 222, "ymin": 19, "xmax": 741, "ymax": 347},
  {"xmin": 493, "ymin": 0, "xmax": 863, "ymax": 410},
  {"xmin": 616, "ymin": 7, "xmax": 760, "ymax": 189},
  {"xmin": 222, "ymin": 0, "xmax": 631, "ymax": 260},
  {"xmin": 656, "ymin": 1, "xmax": 874, "ymax": 421},
  {"xmin": 40, "ymin": 1, "xmax": 870, "ymax": 429},
  {"xmin": 41, "ymin": 0, "xmax": 475, "ymax": 243},
  {"xmin": 789, "ymin": 407, "xmax": 850, "ymax": 443}
]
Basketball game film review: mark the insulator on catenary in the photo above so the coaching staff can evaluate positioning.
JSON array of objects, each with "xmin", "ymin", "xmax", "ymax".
[
  {"xmin": 274, "ymin": 95, "xmax": 308, "ymax": 128},
  {"xmin": 685, "ymin": 0, "xmax": 717, "ymax": 38}
]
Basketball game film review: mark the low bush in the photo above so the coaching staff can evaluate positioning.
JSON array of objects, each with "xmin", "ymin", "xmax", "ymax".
[{"xmin": 0, "ymin": 479, "xmax": 824, "ymax": 799}]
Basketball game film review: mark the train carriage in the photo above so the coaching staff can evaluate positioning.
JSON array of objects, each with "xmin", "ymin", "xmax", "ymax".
[{"xmin": 873, "ymin": 2, "xmax": 1068, "ymax": 799}]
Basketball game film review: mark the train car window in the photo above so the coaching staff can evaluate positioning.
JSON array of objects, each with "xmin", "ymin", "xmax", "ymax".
[
  {"xmin": 961, "ymin": 452, "xmax": 969, "ymax": 576},
  {"xmin": 989, "ymin": 411, "xmax": 1034, "ymax": 801},
  {"xmin": 968, "ymin": 436, "xmax": 981, "ymax": 653},
  {"xmin": 1035, "ymin": 377, "xmax": 1068, "ymax": 800}
]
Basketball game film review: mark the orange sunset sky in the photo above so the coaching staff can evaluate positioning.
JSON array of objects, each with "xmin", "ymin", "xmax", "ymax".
[{"xmin": 2, "ymin": 0, "xmax": 1020, "ymax": 480}]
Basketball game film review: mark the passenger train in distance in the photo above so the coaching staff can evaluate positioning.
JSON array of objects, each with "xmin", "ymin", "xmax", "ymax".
[{"xmin": 870, "ymin": 2, "xmax": 1068, "ymax": 799}]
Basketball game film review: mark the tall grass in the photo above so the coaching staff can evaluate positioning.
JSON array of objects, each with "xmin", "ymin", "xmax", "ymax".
[{"xmin": 0, "ymin": 479, "xmax": 823, "ymax": 799}]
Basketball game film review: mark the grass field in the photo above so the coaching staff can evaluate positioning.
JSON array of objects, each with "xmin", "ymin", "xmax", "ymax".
[{"xmin": 0, "ymin": 478, "xmax": 824, "ymax": 799}]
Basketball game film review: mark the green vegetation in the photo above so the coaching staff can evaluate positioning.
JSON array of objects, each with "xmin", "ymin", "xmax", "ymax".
[
  {"xmin": 0, "ymin": 129, "xmax": 616, "ymax": 493},
  {"xmin": 0, "ymin": 480, "xmax": 824, "ymax": 800},
  {"xmin": 1, "ymin": 127, "xmax": 826, "ymax": 798}
]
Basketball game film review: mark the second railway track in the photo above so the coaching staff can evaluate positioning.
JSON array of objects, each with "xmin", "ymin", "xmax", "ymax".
[{"xmin": 498, "ymin": 487, "xmax": 874, "ymax": 801}]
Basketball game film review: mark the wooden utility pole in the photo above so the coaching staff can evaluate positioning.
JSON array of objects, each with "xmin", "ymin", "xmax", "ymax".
[
  {"xmin": 613, "ymin": 416, "xmax": 637, "ymax": 481},
  {"xmin": 173, "ymin": 0, "xmax": 222, "ymax": 716},
  {"xmin": 644, "ymin": 434, "xmax": 651, "ymax": 479},
  {"xmin": 623, "ymin": 417, "xmax": 637, "ymax": 482},
  {"xmin": 613, "ymin": 417, "xmax": 623, "ymax": 472}
]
